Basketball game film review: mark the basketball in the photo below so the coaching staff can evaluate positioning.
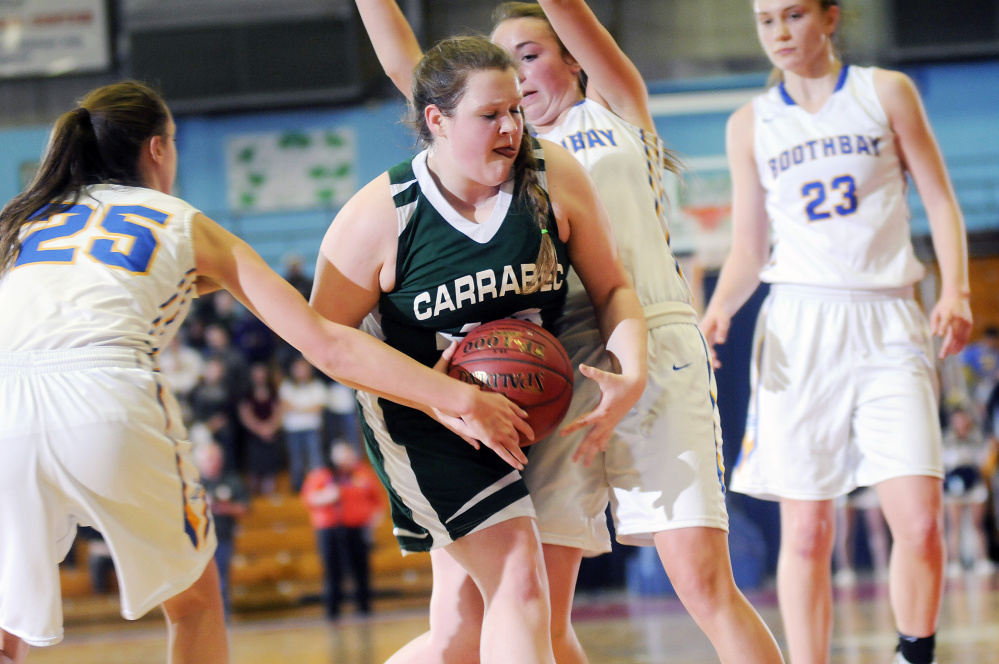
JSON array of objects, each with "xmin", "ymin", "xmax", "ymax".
[{"xmin": 448, "ymin": 319, "xmax": 573, "ymax": 444}]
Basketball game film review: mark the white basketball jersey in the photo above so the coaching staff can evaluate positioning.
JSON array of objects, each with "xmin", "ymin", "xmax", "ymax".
[
  {"xmin": 754, "ymin": 65, "xmax": 925, "ymax": 289},
  {"xmin": 0, "ymin": 185, "xmax": 199, "ymax": 362},
  {"xmin": 537, "ymin": 99, "xmax": 693, "ymax": 341}
]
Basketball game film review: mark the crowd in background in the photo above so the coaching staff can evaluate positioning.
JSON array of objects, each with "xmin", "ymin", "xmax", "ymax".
[{"xmin": 160, "ymin": 254, "xmax": 363, "ymax": 492}]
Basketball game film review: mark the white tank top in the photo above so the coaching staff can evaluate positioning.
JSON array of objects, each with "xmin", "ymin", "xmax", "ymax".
[
  {"xmin": 0, "ymin": 184, "xmax": 199, "ymax": 363},
  {"xmin": 537, "ymin": 99, "xmax": 694, "ymax": 342},
  {"xmin": 754, "ymin": 65, "xmax": 924, "ymax": 289}
]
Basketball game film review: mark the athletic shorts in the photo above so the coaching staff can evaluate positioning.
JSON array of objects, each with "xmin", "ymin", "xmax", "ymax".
[
  {"xmin": 525, "ymin": 316, "xmax": 728, "ymax": 557},
  {"xmin": 357, "ymin": 392, "xmax": 535, "ymax": 554},
  {"xmin": 730, "ymin": 284, "xmax": 943, "ymax": 502},
  {"xmin": 0, "ymin": 348, "xmax": 215, "ymax": 647}
]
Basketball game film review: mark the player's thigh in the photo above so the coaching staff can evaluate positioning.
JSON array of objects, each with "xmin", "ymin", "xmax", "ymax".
[{"xmin": 609, "ymin": 323, "xmax": 728, "ymax": 543}]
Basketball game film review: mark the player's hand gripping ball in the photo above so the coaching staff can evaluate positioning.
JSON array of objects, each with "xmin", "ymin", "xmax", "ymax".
[{"xmin": 449, "ymin": 319, "xmax": 573, "ymax": 445}]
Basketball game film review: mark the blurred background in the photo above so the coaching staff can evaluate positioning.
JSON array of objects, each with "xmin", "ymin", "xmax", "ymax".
[{"xmin": 3, "ymin": 0, "xmax": 998, "ymax": 619}]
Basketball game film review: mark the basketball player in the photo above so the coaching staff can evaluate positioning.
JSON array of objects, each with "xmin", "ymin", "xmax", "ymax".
[
  {"xmin": 309, "ymin": 35, "xmax": 647, "ymax": 664},
  {"xmin": 0, "ymin": 81, "xmax": 533, "ymax": 664},
  {"xmin": 353, "ymin": 1, "xmax": 783, "ymax": 663},
  {"xmin": 700, "ymin": 2, "xmax": 973, "ymax": 663}
]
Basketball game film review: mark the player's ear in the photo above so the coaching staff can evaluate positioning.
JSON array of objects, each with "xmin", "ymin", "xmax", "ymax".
[
  {"xmin": 147, "ymin": 135, "xmax": 166, "ymax": 164},
  {"xmin": 425, "ymin": 104, "xmax": 447, "ymax": 139}
]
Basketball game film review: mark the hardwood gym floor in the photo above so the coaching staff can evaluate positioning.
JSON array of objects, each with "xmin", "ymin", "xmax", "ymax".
[{"xmin": 27, "ymin": 572, "xmax": 999, "ymax": 663}]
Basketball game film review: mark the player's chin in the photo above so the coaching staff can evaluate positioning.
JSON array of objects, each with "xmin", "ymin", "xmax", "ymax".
[{"xmin": 479, "ymin": 161, "xmax": 515, "ymax": 186}]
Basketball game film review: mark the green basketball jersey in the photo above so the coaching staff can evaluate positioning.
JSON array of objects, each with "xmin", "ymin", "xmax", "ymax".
[
  {"xmin": 360, "ymin": 142, "xmax": 570, "ymax": 552},
  {"xmin": 378, "ymin": 144, "xmax": 569, "ymax": 366}
]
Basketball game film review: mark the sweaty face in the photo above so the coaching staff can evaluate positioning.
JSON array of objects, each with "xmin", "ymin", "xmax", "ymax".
[
  {"xmin": 753, "ymin": 0, "xmax": 838, "ymax": 74},
  {"xmin": 491, "ymin": 17, "xmax": 582, "ymax": 131},
  {"xmin": 433, "ymin": 67, "xmax": 524, "ymax": 188}
]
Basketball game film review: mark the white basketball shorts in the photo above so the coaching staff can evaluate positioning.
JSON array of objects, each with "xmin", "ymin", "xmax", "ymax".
[
  {"xmin": 0, "ymin": 348, "xmax": 215, "ymax": 647},
  {"xmin": 730, "ymin": 284, "xmax": 943, "ymax": 502},
  {"xmin": 525, "ymin": 320, "xmax": 728, "ymax": 556}
]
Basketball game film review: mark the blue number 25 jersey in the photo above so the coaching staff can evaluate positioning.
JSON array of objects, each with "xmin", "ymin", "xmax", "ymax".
[
  {"xmin": 753, "ymin": 65, "xmax": 925, "ymax": 290},
  {"xmin": 0, "ymin": 184, "xmax": 199, "ymax": 359}
]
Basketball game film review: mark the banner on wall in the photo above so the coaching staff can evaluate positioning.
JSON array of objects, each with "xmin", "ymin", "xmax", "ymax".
[
  {"xmin": 0, "ymin": 0, "xmax": 112, "ymax": 78},
  {"xmin": 226, "ymin": 127, "xmax": 357, "ymax": 213}
]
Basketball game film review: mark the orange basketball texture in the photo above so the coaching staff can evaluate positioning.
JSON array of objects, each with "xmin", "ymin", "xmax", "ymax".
[{"xmin": 448, "ymin": 319, "xmax": 573, "ymax": 444}]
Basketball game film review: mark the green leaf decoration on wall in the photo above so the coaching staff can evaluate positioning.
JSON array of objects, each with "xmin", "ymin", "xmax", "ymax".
[{"xmin": 226, "ymin": 128, "xmax": 357, "ymax": 212}]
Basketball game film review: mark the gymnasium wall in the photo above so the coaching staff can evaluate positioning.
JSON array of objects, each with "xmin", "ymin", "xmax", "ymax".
[{"xmin": 3, "ymin": 58, "xmax": 998, "ymax": 273}]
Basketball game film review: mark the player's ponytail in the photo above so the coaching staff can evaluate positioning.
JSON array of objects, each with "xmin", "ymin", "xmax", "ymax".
[
  {"xmin": 0, "ymin": 81, "xmax": 169, "ymax": 276},
  {"xmin": 513, "ymin": 132, "xmax": 557, "ymax": 295}
]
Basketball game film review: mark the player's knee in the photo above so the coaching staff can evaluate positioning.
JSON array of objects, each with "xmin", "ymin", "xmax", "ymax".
[
  {"xmin": 891, "ymin": 512, "xmax": 943, "ymax": 551},
  {"xmin": 1, "ymin": 629, "xmax": 29, "ymax": 664},
  {"xmin": 162, "ymin": 563, "xmax": 224, "ymax": 624},
  {"xmin": 668, "ymin": 559, "xmax": 734, "ymax": 618},
  {"xmin": 784, "ymin": 520, "xmax": 835, "ymax": 559}
]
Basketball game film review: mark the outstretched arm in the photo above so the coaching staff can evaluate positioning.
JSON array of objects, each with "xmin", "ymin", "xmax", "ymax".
[
  {"xmin": 544, "ymin": 140, "xmax": 647, "ymax": 465},
  {"xmin": 191, "ymin": 210, "xmax": 529, "ymax": 463},
  {"xmin": 537, "ymin": 0, "xmax": 653, "ymax": 131},
  {"xmin": 876, "ymin": 68, "xmax": 971, "ymax": 358},
  {"xmin": 355, "ymin": 0, "xmax": 423, "ymax": 100}
]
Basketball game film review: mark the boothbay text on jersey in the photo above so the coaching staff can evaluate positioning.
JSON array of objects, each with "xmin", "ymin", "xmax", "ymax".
[{"xmin": 765, "ymin": 133, "xmax": 883, "ymax": 178}]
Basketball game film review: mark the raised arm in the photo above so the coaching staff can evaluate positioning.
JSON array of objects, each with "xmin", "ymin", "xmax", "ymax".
[
  {"xmin": 875, "ymin": 68, "xmax": 972, "ymax": 358},
  {"xmin": 191, "ymin": 207, "xmax": 528, "ymax": 458},
  {"xmin": 537, "ymin": 0, "xmax": 653, "ymax": 131},
  {"xmin": 543, "ymin": 139, "xmax": 648, "ymax": 464},
  {"xmin": 700, "ymin": 102, "xmax": 771, "ymax": 360},
  {"xmin": 355, "ymin": 0, "xmax": 423, "ymax": 100}
]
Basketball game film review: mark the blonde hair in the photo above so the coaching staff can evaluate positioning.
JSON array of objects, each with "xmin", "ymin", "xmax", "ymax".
[{"xmin": 765, "ymin": 0, "xmax": 841, "ymax": 87}]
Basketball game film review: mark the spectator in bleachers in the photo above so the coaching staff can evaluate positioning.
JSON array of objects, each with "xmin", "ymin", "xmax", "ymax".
[
  {"xmin": 301, "ymin": 441, "xmax": 384, "ymax": 620},
  {"xmin": 203, "ymin": 323, "xmax": 248, "ymax": 400},
  {"xmin": 205, "ymin": 291, "xmax": 242, "ymax": 336},
  {"xmin": 326, "ymin": 380, "xmax": 361, "ymax": 448},
  {"xmin": 195, "ymin": 441, "xmax": 250, "ymax": 619},
  {"xmin": 159, "ymin": 334, "xmax": 204, "ymax": 424},
  {"xmin": 959, "ymin": 326, "xmax": 999, "ymax": 418},
  {"xmin": 279, "ymin": 356, "xmax": 328, "ymax": 492},
  {"xmin": 282, "ymin": 252, "xmax": 314, "ymax": 301},
  {"xmin": 239, "ymin": 362, "xmax": 283, "ymax": 495},
  {"xmin": 942, "ymin": 407, "xmax": 996, "ymax": 576},
  {"xmin": 189, "ymin": 357, "xmax": 237, "ymax": 469},
  {"xmin": 232, "ymin": 309, "xmax": 277, "ymax": 365}
]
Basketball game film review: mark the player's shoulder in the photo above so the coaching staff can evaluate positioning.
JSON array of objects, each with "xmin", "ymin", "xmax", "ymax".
[
  {"xmin": 870, "ymin": 67, "xmax": 922, "ymax": 121},
  {"xmin": 729, "ymin": 99, "xmax": 757, "ymax": 129},
  {"xmin": 536, "ymin": 137, "xmax": 583, "ymax": 177},
  {"xmin": 871, "ymin": 68, "xmax": 919, "ymax": 104}
]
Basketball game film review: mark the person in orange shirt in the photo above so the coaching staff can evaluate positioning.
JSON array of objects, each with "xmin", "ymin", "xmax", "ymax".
[{"xmin": 301, "ymin": 440, "xmax": 385, "ymax": 619}]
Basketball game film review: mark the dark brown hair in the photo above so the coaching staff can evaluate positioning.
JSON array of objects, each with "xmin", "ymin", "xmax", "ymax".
[
  {"xmin": 408, "ymin": 35, "xmax": 557, "ymax": 294},
  {"xmin": 0, "ymin": 80, "xmax": 169, "ymax": 275}
]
